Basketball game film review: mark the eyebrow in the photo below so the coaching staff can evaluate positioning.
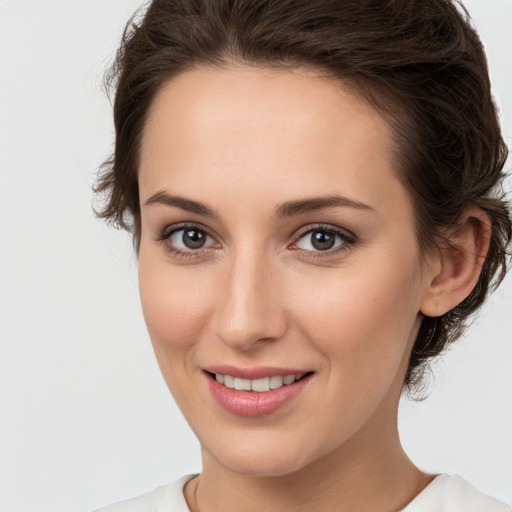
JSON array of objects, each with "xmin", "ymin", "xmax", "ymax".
[
  {"xmin": 275, "ymin": 195, "xmax": 376, "ymax": 218},
  {"xmin": 144, "ymin": 191, "xmax": 218, "ymax": 218},
  {"xmin": 144, "ymin": 191, "xmax": 375, "ymax": 218}
]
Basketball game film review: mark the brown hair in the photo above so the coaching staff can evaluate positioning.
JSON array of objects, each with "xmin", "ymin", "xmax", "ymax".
[{"xmin": 95, "ymin": 0, "xmax": 511, "ymax": 390}]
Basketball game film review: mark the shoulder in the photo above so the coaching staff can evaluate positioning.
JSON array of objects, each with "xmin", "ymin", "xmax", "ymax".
[
  {"xmin": 402, "ymin": 474, "xmax": 512, "ymax": 512},
  {"xmin": 92, "ymin": 475, "xmax": 195, "ymax": 512}
]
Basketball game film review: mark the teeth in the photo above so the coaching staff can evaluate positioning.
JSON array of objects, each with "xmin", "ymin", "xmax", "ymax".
[
  {"xmin": 234, "ymin": 377, "xmax": 252, "ymax": 391},
  {"xmin": 269, "ymin": 375, "xmax": 283, "ymax": 389},
  {"xmin": 251, "ymin": 377, "xmax": 270, "ymax": 392},
  {"xmin": 283, "ymin": 374, "xmax": 295, "ymax": 385},
  {"xmin": 214, "ymin": 373, "xmax": 306, "ymax": 392}
]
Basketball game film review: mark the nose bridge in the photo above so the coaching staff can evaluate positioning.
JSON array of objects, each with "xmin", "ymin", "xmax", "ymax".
[{"xmin": 214, "ymin": 243, "xmax": 286, "ymax": 350}]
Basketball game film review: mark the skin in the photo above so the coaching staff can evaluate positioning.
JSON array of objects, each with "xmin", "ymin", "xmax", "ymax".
[{"xmin": 137, "ymin": 65, "xmax": 488, "ymax": 512}]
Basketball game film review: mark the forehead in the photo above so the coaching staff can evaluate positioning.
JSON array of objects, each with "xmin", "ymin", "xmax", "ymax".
[
  {"xmin": 139, "ymin": 65, "xmax": 405, "ymax": 214},
  {"xmin": 142, "ymin": 65, "xmax": 390, "ymax": 153}
]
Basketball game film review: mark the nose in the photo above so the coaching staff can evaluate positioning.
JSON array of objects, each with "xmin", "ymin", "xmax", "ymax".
[{"xmin": 212, "ymin": 247, "xmax": 288, "ymax": 352}]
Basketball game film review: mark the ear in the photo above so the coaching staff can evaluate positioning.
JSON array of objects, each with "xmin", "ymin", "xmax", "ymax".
[{"xmin": 420, "ymin": 208, "xmax": 491, "ymax": 317}]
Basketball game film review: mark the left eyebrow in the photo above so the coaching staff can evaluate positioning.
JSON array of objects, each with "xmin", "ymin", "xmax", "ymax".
[{"xmin": 275, "ymin": 195, "xmax": 376, "ymax": 218}]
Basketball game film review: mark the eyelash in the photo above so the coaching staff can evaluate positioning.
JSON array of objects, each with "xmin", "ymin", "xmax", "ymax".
[{"xmin": 157, "ymin": 222, "xmax": 357, "ymax": 259}]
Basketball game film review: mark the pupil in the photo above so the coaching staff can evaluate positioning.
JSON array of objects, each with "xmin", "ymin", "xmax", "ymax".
[
  {"xmin": 183, "ymin": 229, "xmax": 206, "ymax": 249},
  {"xmin": 312, "ymin": 230, "xmax": 335, "ymax": 250}
]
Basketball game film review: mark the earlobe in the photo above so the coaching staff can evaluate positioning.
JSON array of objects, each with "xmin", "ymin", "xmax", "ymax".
[{"xmin": 420, "ymin": 208, "xmax": 491, "ymax": 318}]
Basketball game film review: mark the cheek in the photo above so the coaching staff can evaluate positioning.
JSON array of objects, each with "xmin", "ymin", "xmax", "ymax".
[
  {"xmin": 138, "ymin": 254, "xmax": 220, "ymax": 417},
  {"xmin": 290, "ymin": 258, "xmax": 423, "ymax": 374},
  {"xmin": 138, "ymin": 252, "xmax": 213, "ymax": 356}
]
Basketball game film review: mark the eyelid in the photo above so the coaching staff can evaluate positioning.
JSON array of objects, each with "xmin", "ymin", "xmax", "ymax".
[
  {"xmin": 158, "ymin": 221, "xmax": 216, "ymax": 242},
  {"xmin": 293, "ymin": 223, "xmax": 356, "ymax": 242}
]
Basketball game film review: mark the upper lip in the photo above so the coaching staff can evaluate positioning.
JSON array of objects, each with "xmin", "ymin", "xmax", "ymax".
[{"xmin": 204, "ymin": 365, "xmax": 312, "ymax": 380}]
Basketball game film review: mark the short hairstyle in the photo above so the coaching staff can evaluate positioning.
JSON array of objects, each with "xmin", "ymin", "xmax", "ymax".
[{"xmin": 95, "ymin": 0, "xmax": 511, "ymax": 390}]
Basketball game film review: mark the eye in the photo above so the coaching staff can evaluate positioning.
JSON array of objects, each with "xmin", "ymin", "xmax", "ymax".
[
  {"xmin": 293, "ymin": 225, "xmax": 355, "ymax": 255},
  {"xmin": 158, "ymin": 224, "xmax": 218, "ymax": 256},
  {"xmin": 171, "ymin": 228, "xmax": 211, "ymax": 249}
]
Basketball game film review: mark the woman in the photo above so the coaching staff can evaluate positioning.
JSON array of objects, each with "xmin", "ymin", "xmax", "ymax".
[{"xmin": 93, "ymin": 0, "xmax": 512, "ymax": 510}]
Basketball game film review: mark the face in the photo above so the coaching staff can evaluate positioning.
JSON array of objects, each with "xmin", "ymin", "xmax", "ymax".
[{"xmin": 138, "ymin": 65, "xmax": 433, "ymax": 477}]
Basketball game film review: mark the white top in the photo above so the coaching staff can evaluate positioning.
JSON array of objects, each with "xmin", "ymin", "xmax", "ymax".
[{"xmin": 93, "ymin": 473, "xmax": 511, "ymax": 511}]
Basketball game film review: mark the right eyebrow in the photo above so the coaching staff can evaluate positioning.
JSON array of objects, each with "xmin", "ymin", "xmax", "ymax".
[{"xmin": 144, "ymin": 191, "xmax": 218, "ymax": 219}]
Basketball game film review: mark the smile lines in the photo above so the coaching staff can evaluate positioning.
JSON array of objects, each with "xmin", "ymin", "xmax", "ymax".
[{"xmin": 213, "ymin": 373, "xmax": 307, "ymax": 392}]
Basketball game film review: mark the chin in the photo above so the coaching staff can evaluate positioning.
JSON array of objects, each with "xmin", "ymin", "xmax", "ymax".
[
  {"xmin": 217, "ymin": 453, "xmax": 307, "ymax": 478},
  {"xmin": 202, "ymin": 431, "xmax": 326, "ymax": 478}
]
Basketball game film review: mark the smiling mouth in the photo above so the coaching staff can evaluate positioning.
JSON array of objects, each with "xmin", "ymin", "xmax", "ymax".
[{"xmin": 206, "ymin": 372, "xmax": 313, "ymax": 392}]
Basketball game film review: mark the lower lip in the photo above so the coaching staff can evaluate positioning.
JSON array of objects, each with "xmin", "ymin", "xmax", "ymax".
[{"xmin": 206, "ymin": 373, "xmax": 312, "ymax": 417}]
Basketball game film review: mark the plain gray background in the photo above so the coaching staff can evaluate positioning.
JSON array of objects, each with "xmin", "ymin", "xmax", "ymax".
[{"xmin": 0, "ymin": 1, "xmax": 511, "ymax": 511}]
